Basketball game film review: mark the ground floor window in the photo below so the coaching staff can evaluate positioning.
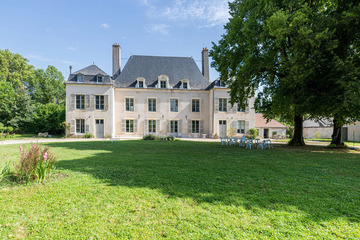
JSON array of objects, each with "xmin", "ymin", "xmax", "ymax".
[
  {"xmin": 170, "ymin": 120, "xmax": 178, "ymax": 133},
  {"xmin": 237, "ymin": 120, "xmax": 245, "ymax": 134},
  {"xmin": 148, "ymin": 120, "xmax": 156, "ymax": 133},
  {"xmin": 192, "ymin": 120, "xmax": 200, "ymax": 133},
  {"xmin": 76, "ymin": 119, "xmax": 85, "ymax": 133},
  {"xmin": 126, "ymin": 120, "xmax": 134, "ymax": 133}
]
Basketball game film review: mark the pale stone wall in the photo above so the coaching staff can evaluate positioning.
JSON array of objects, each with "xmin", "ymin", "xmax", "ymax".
[
  {"xmin": 345, "ymin": 122, "xmax": 360, "ymax": 141},
  {"xmin": 211, "ymin": 88, "xmax": 255, "ymax": 138},
  {"xmin": 66, "ymin": 84, "xmax": 114, "ymax": 138},
  {"xmin": 258, "ymin": 128, "xmax": 286, "ymax": 139},
  {"xmin": 303, "ymin": 127, "xmax": 333, "ymax": 139},
  {"xmin": 114, "ymin": 88, "xmax": 211, "ymax": 138}
]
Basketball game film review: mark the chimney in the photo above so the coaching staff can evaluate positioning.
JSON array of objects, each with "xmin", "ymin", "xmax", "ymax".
[
  {"xmin": 69, "ymin": 65, "xmax": 72, "ymax": 74},
  {"xmin": 112, "ymin": 43, "xmax": 121, "ymax": 78},
  {"xmin": 202, "ymin": 47, "xmax": 210, "ymax": 82}
]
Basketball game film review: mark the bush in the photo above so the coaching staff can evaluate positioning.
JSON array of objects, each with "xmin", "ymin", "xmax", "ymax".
[
  {"xmin": 84, "ymin": 133, "xmax": 93, "ymax": 138},
  {"xmin": 315, "ymin": 132, "xmax": 321, "ymax": 139},
  {"xmin": 249, "ymin": 128, "xmax": 258, "ymax": 139},
  {"xmin": 143, "ymin": 134, "xmax": 156, "ymax": 140},
  {"xmin": 14, "ymin": 144, "xmax": 57, "ymax": 184},
  {"xmin": 286, "ymin": 126, "xmax": 294, "ymax": 138},
  {"xmin": 30, "ymin": 103, "xmax": 65, "ymax": 135},
  {"xmin": 143, "ymin": 135, "xmax": 175, "ymax": 141}
]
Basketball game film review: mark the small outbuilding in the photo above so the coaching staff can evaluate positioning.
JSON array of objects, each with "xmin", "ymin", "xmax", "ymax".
[
  {"xmin": 255, "ymin": 113, "xmax": 287, "ymax": 139},
  {"xmin": 303, "ymin": 117, "xmax": 333, "ymax": 139}
]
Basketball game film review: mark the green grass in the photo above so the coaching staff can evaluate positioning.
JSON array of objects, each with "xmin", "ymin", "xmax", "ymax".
[
  {"xmin": 0, "ymin": 133, "xmax": 64, "ymax": 141},
  {"xmin": 0, "ymin": 141, "xmax": 359, "ymax": 239}
]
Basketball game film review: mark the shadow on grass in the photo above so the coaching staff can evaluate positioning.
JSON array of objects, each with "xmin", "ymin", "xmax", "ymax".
[{"xmin": 50, "ymin": 140, "xmax": 360, "ymax": 223}]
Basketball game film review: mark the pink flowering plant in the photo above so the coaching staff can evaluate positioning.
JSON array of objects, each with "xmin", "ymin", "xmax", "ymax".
[{"xmin": 15, "ymin": 144, "xmax": 56, "ymax": 184}]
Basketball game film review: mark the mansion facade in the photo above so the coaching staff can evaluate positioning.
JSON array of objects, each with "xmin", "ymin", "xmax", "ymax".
[{"xmin": 65, "ymin": 44, "xmax": 255, "ymax": 138}]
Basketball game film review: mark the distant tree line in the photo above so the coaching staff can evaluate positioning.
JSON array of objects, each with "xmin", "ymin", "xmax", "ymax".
[
  {"xmin": 0, "ymin": 49, "xmax": 65, "ymax": 134},
  {"xmin": 210, "ymin": 0, "xmax": 360, "ymax": 146}
]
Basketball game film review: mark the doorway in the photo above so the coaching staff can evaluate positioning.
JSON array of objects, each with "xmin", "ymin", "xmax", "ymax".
[
  {"xmin": 95, "ymin": 119, "xmax": 104, "ymax": 138},
  {"xmin": 264, "ymin": 129, "xmax": 269, "ymax": 138},
  {"xmin": 219, "ymin": 120, "xmax": 227, "ymax": 138}
]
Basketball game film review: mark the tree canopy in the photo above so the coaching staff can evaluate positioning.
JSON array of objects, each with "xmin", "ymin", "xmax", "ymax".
[{"xmin": 210, "ymin": 0, "xmax": 360, "ymax": 146}]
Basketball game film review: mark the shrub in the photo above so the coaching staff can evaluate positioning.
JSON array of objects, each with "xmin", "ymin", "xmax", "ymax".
[
  {"xmin": 213, "ymin": 133, "xmax": 219, "ymax": 139},
  {"xmin": 143, "ymin": 134, "xmax": 156, "ymax": 140},
  {"xmin": 315, "ymin": 132, "xmax": 321, "ymax": 139},
  {"xmin": 143, "ymin": 135, "xmax": 175, "ymax": 141},
  {"xmin": 84, "ymin": 133, "xmax": 93, "ymax": 138},
  {"xmin": 14, "ymin": 144, "xmax": 57, "ymax": 184},
  {"xmin": 286, "ymin": 126, "xmax": 294, "ymax": 138},
  {"xmin": 249, "ymin": 128, "xmax": 258, "ymax": 139}
]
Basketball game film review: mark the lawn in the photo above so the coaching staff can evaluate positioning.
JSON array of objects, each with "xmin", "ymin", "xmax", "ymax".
[{"xmin": 0, "ymin": 141, "xmax": 359, "ymax": 239}]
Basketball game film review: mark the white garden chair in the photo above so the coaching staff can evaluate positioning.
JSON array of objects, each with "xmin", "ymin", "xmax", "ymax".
[
  {"xmin": 246, "ymin": 139, "xmax": 254, "ymax": 149},
  {"xmin": 239, "ymin": 136, "xmax": 247, "ymax": 147}
]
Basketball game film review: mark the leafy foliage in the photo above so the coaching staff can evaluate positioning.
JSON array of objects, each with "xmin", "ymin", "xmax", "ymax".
[{"xmin": 31, "ymin": 103, "xmax": 65, "ymax": 134}]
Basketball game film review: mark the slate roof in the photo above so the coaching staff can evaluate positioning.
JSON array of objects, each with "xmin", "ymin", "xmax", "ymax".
[
  {"xmin": 114, "ymin": 55, "xmax": 209, "ymax": 89},
  {"xmin": 303, "ymin": 117, "xmax": 333, "ymax": 128},
  {"xmin": 255, "ymin": 113, "xmax": 287, "ymax": 128},
  {"xmin": 66, "ymin": 64, "xmax": 112, "ymax": 85}
]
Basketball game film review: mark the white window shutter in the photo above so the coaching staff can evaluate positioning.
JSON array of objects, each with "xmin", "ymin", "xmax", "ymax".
[
  {"xmin": 156, "ymin": 120, "xmax": 160, "ymax": 135},
  {"xmin": 134, "ymin": 119, "xmax": 138, "ymax": 133},
  {"xmin": 70, "ymin": 94, "xmax": 75, "ymax": 110},
  {"xmin": 179, "ymin": 120, "xmax": 182, "ymax": 134},
  {"xmin": 188, "ymin": 120, "xmax": 192, "ymax": 133},
  {"xmin": 90, "ymin": 95, "xmax": 95, "ymax": 110},
  {"xmin": 227, "ymin": 99, "xmax": 231, "ymax": 112},
  {"xmin": 200, "ymin": 98, "xmax": 204, "ymax": 113},
  {"xmin": 215, "ymin": 98, "xmax": 219, "ymax": 112},
  {"xmin": 245, "ymin": 121, "xmax": 250, "ymax": 134},
  {"xmin": 144, "ymin": 119, "xmax": 148, "ymax": 135},
  {"xmin": 104, "ymin": 95, "xmax": 108, "ymax": 111},
  {"xmin": 85, "ymin": 95, "xmax": 90, "ymax": 109},
  {"xmin": 121, "ymin": 119, "xmax": 126, "ymax": 133},
  {"xmin": 167, "ymin": 120, "xmax": 170, "ymax": 135},
  {"xmin": 85, "ymin": 124, "xmax": 89, "ymax": 133},
  {"xmin": 70, "ymin": 120, "xmax": 75, "ymax": 133},
  {"xmin": 200, "ymin": 120, "xmax": 204, "ymax": 134}
]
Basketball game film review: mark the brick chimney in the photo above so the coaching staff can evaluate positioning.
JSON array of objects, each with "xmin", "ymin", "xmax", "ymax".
[
  {"xmin": 112, "ymin": 43, "xmax": 121, "ymax": 79},
  {"xmin": 202, "ymin": 47, "xmax": 210, "ymax": 82}
]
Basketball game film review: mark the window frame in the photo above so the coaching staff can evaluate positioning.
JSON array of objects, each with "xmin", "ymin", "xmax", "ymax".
[
  {"xmin": 192, "ymin": 120, "xmax": 200, "ymax": 133},
  {"xmin": 160, "ymin": 80, "xmax": 167, "ymax": 89},
  {"xmin": 76, "ymin": 95, "xmax": 85, "ymax": 109},
  {"xmin": 77, "ymin": 75, "xmax": 84, "ymax": 83},
  {"xmin": 192, "ymin": 99, "xmax": 200, "ymax": 112},
  {"xmin": 219, "ymin": 98, "xmax": 227, "ymax": 112},
  {"xmin": 148, "ymin": 120, "xmax": 156, "ymax": 134},
  {"xmin": 76, "ymin": 119, "xmax": 85, "ymax": 133},
  {"xmin": 95, "ymin": 95, "xmax": 104, "ymax": 110},
  {"xmin": 96, "ymin": 75, "xmax": 103, "ymax": 83},
  {"xmin": 125, "ymin": 98, "xmax": 134, "ymax": 111},
  {"xmin": 170, "ymin": 120, "xmax": 178, "ymax": 133},
  {"xmin": 170, "ymin": 98, "xmax": 178, "ymax": 112},
  {"xmin": 148, "ymin": 98, "xmax": 156, "ymax": 112},
  {"xmin": 126, "ymin": 119, "xmax": 134, "ymax": 133},
  {"xmin": 237, "ymin": 120, "xmax": 245, "ymax": 134}
]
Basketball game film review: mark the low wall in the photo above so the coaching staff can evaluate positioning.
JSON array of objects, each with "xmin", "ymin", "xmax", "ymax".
[{"xmin": 303, "ymin": 127, "xmax": 332, "ymax": 139}]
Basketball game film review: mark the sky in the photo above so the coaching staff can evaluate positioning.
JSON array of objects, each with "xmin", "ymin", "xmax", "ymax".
[{"xmin": 0, "ymin": 0, "xmax": 231, "ymax": 81}]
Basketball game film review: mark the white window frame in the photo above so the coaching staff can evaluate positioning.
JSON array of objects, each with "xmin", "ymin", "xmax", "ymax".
[
  {"xmin": 95, "ymin": 95, "xmax": 104, "ymax": 110},
  {"xmin": 192, "ymin": 120, "xmax": 200, "ymax": 133},
  {"xmin": 192, "ymin": 99, "xmax": 200, "ymax": 112},
  {"xmin": 76, "ymin": 95, "xmax": 85, "ymax": 109},
  {"xmin": 157, "ymin": 75, "xmax": 170, "ymax": 89},
  {"xmin": 170, "ymin": 120, "xmax": 178, "ymax": 133},
  {"xmin": 126, "ymin": 119, "xmax": 134, "ymax": 133},
  {"xmin": 77, "ymin": 75, "xmax": 84, "ymax": 83},
  {"xmin": 76, "ymin": 119, "xmax": 85, "ymax": 133},
  {"xmin": 125, "ymin": 97, "xmax": 134, "ymax": 111},
  {"xmin": 181, "ymin": 79, "xmax": 190, "ymax": 89},
  {"xmin": 148, "ymin": 119, "xmax": 156, "ymax": 134},
  {"xmin": 136, "ymin": 77, "xmax": 146, "ymax": 88},
  {"xmin": 219, "ymin": 98, "xmax": 227, "ymax": 112},
  {"xmin": 237, "ymin": 120, "xmax": 245, "ymax": 134},
  {"xmin": 148, "ymin": 98, "xmax": 156, "ymax": 112},
  {"xmin": 170, "ymin": 98, "xmax": 178, "ymax": 112},
  {"xmin": 96, "ymin": 75, "xmax": 103, "ymax": 83}
]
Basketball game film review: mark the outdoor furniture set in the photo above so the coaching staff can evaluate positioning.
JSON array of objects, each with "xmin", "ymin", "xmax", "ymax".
[{"xmin": 220, "ymin": 136, "xmax": 273, "ymax": 150}]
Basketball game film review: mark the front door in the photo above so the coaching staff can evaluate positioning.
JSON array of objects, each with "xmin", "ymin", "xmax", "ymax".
[
  {"xmin": 95, "ymin": 119, "xmax": 104, "ymax": 138},
  {"xmin": 264, "ymin": 129, "xmax": 269, "ymax": 138},
  {"xmin": 219, "ymin": 120, "xmax": 227, "ymax": 138}
]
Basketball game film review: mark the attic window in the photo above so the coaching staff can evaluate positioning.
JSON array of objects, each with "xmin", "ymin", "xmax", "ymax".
[
  {"xmin": 160, "ymin": 80, "xmax": 166, "ymax": 89},
  {"xmin": 77, "ymin": 75, "xmax": 84, "ymax": 83},
  {"xmin": 181, "ymin": 79, "xmax": 190, "ymax": 89},
  {"xmin": 183, "ymin": 82, "xmax": 188, "ymax": 89},
  {"xmin": 219, "ymin": 80, "xmax": 226, "ymax": 87},
  {"xmin": 138, "ymin": 81, "xmax": 144, "ymax": 88},
  {"xmin": 136, "ymin": 77, "xmax": 146, "ymax": 88},
  {"xmin": 97, "ymin": 75, "xmax": 103, "ymax": 83}
]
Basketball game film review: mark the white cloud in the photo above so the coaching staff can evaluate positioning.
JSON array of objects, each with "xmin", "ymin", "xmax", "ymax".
[
  {"xmin": 101, "ymin": 23, "xmax": 110, "ymax": 29},
  {"xmin": 145, "ymin": 23, "xmax": 170, "ymax": 35},
  {"xmin": 67, "ymin": 47, "xmax": 77, "ymax": 51},
  {"xmin": 143, "ymin": 0, "xmax": 230, "ymax": 28}
]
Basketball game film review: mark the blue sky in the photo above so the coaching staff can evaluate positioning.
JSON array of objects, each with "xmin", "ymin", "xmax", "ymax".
[{"xmin": 0, "ymin": 0, "xmax": 230, "ymax": 81}]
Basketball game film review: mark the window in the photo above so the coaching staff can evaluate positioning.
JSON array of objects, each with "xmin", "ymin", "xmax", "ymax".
[
  {"xmin": 95, "ymin": 95, "xmax": 104, "ymax": 110},
  {"xmin": 170, "ymin": 99, "xmax": 178, "ymax": 112},
  {"xmin": 237, "ymin": 103, "xmax": 245, "ymax": 112},
  {"xmin": 96, "ymin": 119, "xmax": 104, "ymax": 124},
  {"xmin": 183, "ymin": 81, "xmax": 188, "ymax": 89},
  {"xmin": 76, "ymin": 95, "xmax": 85, "ymax": 109},
  {"xmin": 76, "ymin": 119, "xmax": 85, "ymax": 133},
  {"xmin": 77, "ymin": 75, "xmax": 84, "ymax": 83},
  {"xmin": 170, "ymin": 120, "xmax": 178, "ymax": 133},
  {"xmin": 148, "ymin": 120, "xmax": 156, "ymax": 133},
  {"xmin": 160, "ymin": 80, "xmax": 166, "ymax": 89},
  {"xmin": 219, "ymin": 80, "xmax": 225, "ymax": 87},
  {"xmin": 126, "ymin": 120, "xmax": 134, "ymax": 133},
  {"xmin": 219, "ymin": 98, "xmax": 227, "ymax": 112},
  {"xmin": 138, "ymin": 81, "xmax": 144, "ymax": 88},
  {"xmin": 126, "ymin": 98, "xmax": 134, "ymax": 111},
  {"xmin": 192, "ymin": 120, "xmax": 200, "ymax": 133},
  {"xmin": 237, "ymin": 120, "xmax": 245, "ymax": 134},
  {"xmin": 148, "ymin": 98, "xmax": 156, "ymax": 112},
  {"xmin": 192, "ymin": 99, "xmax": 200, "ymax": 112},
  {"xmin": 97, "ymin": 75, "xmax": 103, "ymax": 83}
]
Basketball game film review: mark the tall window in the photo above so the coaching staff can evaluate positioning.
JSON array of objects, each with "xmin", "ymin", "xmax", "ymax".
[
  {"xmin": 237, "ymin": 103, "xmax": 245, "ymax": 112},
  {"xmin": 192, "ymin": 120, "xmax": 200, "ymax": 133},
  {"xmin": 192, "ymin": 99, "xmax": 200, "ymax": 112},
  {"xmin": 170, "ymin": 120, "xmax": 178, "ymax": 133},
  {"xmin": 95, "ymin": 95, "xmax": 104, "ymax": 110},
  {"xmin": 138, "ymin": 81, "xmax": 144, "ymax": 88},
  {"xmin": 237, "ymin": 120, "xmax": 245, "ymax": 134},
  {"xmin": 126, "ymin": 120, "xmax": 134, "ymax": 132},
  {"xmin": 148, "ymin": 98, "xmax": 156, "ymax": 112},
  {"xmin": 76, "ymin": 95, "xmax": 85, "ymax": 109},
  {"xmin": 77, "ymin": 75, "xmax": 84, "ymax": 83},
  {"xmin": 76, "ymin": 119, "xmax": 85, "ymax": 133},
  {"xmin": 160, "ymin": 80, "xmax": 166, "ymax": 89},
  {"xmin": 148, "ymin": 120, "xmax": 156, "ymax": 133},
  {"xmin": 170, "ymin": 99, "xmax": 178, "ymax": 112},
  {"xmin": 219, "ymin": 98, "xmax": 227, "ymax": 112},
  {"xmin": 126, "ymin": 98, "xmax": 134, "ymax": 111}
]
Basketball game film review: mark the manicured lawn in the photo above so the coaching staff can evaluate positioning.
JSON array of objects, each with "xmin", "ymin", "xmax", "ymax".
[{"xmin": 0, "ymin": 141, "xmax": 359, "ymax": 239}]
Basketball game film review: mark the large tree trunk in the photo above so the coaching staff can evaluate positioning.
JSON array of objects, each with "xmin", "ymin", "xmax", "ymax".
[
  {"xmin": 331, "ymin": 116, "xmax": 344, "ymax": 146},
  {"xmin": 288, "ymin": 114, "xmax": 305, "ymax": 146}
]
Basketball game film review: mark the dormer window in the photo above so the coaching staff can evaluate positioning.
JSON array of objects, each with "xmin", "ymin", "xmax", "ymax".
[
  {"xmin": 219, "ymin": 80, "xmax": 226, "ymax": 87},
  {"xmin": 136, "ymin": 77, "xmax": 146, "ymax": 88},
  {"xmin": 157, "ymin": 75, "xmax": 170, "ymax": 89},
  {"xmin": 183, "ymin": 82, "xmax": 188, "ymax": 89},
  {"xmin": 139, "ymin": 81, "xmax": 144, "ymax": 88},
  {"xmin": 96, "ymin": 75, "xmax": 103, "ymax": 83},
  {"xmin": 160, "ymin": 80, "xmax": 166, "ymax": 89},
  {"xmin": 77, "ymin": 75, "xmax": 84, "ymax": 83},
  {"xmin": 181, "ymin": 79, "xmax": 190, "ymax": 89}
]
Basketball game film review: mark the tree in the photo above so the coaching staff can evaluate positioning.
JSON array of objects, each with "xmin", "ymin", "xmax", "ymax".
[
  {"xmin": 33, "ymin": 66, "xmax": 65, "ymax": 105},
  {"xmin": 0, "ymin": 49, "xmax": 35, "ymax": 130},
  {"xmin": 210, "ymin": 0, "xmax": 360, "ymax": 146},
  {"xmin": 31, "ymin": 103, "xmax": 65, "ymax": 134}
]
